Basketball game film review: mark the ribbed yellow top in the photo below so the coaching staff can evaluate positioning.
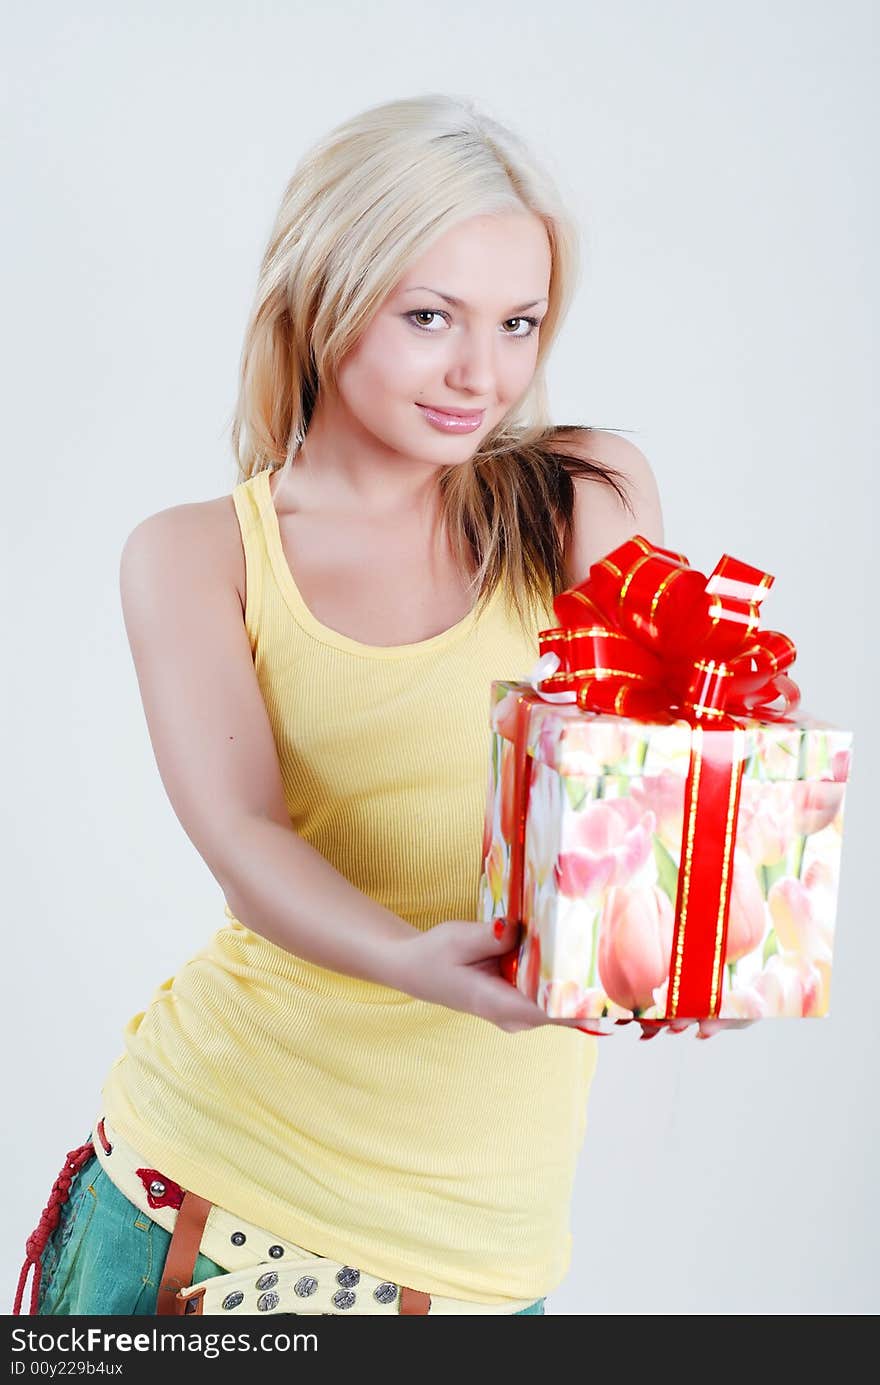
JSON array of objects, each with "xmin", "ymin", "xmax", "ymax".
[{"xmin": 100, "ymin": 467, "xmax": 598, "ymax": 1303}]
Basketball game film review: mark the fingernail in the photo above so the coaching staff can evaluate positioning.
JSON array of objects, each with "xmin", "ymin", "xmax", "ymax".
[{"xmin": 493, "ymin": 920, "xmax": 506, "ymax": 939}]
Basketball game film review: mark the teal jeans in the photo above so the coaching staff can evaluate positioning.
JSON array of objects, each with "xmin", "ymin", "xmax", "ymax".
[{"xmin": 36, "ymin": 1141, "xmax": 545, "ymax": 1316}]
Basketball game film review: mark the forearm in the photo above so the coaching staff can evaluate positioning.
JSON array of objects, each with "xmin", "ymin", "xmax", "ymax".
[{"xmin": 215, "ymin": 816, "xmax": 420, "ymax": 990}]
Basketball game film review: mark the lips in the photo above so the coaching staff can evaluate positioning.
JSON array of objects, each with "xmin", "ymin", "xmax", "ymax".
[{"xmin": 420, "ymin": 404, "xmax": 485, "ymax": 421}]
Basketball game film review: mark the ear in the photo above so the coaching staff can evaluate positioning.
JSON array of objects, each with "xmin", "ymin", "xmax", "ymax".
[{"xmin": 559, "ymin": 430, "xmax": 665, "ymax": 587}]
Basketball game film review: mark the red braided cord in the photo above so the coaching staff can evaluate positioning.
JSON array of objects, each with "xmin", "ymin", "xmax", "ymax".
[{"xmin": 13, "ymin": 1141, "xmax": 95, "ymax": 1315}]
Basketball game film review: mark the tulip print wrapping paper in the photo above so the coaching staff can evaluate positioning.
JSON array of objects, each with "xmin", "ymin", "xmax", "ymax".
[{"xmin": 478, "ymin": 682, "xmax": 853, "ymax": 1025}]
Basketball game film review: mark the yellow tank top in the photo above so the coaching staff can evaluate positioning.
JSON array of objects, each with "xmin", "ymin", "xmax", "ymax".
[{"xmin": 100, "ymin": 466, "xmax": 599, "ymax": 1303}]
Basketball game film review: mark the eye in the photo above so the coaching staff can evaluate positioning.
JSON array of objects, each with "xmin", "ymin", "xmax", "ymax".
[
  {"xmin": 403, "ymin": 310, "xmax": 541, "ymax": 339},
  {"xmin": 501, "ymin": 316, "xmax": 541, "ymax": 338},
  {"xmin": 406, "ymin": 310, "xmax": 447, "ymax": 331}
]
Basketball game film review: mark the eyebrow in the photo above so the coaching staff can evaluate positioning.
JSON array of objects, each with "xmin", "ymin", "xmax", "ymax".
[{"xmin": 401, "ymin": 286, "xmax": 549, "ymax": 313}]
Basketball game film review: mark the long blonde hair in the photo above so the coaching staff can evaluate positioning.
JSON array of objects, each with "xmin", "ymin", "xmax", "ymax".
[{"xmin": 230, "ymin": 93, "xmax": 633, "ymax": 637}]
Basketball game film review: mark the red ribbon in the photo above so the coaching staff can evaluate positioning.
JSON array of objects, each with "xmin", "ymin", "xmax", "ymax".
[{"xmin": 502, "ymin": 535, "xmax": 801, "ymax": 1021}]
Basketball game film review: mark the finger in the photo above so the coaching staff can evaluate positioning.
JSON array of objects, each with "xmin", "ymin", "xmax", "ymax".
[
  {"xmin": 697, "ymin": 1019, "xmax": 722, "ymax": 1039},
  {"xmin": 666, "ymin": 1018, "xmax": 693, "ymax": 1035},
  {"xmin": 491, "ymin": 918, "xmax": 520, "ymax": 945},
  {"xmin": 637, "ymin": 1020, "xmax": 666, "ymax": 1042},
  {"xmin": 698, "ymin": 1018, "xmax": 756, "ymax": 1037}
]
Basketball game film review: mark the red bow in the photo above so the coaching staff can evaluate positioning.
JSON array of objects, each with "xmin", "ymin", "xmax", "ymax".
[
  {"xmin": 537, "ymin": 535, "xmax": 800, "ymax": 726},
  {"xmin": 503, "ymin": 536, "xmax": 802, "ymax": 1022}
]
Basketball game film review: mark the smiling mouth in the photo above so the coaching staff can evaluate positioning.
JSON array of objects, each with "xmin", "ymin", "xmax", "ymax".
[{"xmin": 418, "ymin": 404, "xmax": 486, "ymax": 420}]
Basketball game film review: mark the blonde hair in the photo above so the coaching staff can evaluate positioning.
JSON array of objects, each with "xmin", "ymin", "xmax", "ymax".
[{"xmin": 230, "ymin": 93, "xmax": 633, "ymax": 637}]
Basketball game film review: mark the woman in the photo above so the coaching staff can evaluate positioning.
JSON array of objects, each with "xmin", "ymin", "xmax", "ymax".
[{"xmin": 16, "ymin": 92, "xmax": 712, "ymax": 1320}]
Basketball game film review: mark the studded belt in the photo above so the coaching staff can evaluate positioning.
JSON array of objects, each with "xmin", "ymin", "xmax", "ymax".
[{"xmin": 91, "ymin": 1113, "xmax": 540, "ymax": 1316}]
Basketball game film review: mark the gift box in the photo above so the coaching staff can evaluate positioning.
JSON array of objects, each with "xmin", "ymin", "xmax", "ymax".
[{"xmin": 478, "ymin": 537, "xmax": 853, "ymax": 1026}]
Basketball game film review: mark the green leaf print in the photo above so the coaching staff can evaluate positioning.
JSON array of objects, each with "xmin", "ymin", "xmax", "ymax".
[
  {"xmin": 760, "ymin": 859, "xmax": 789, "ymax": 896},
  {"xmin": 563, "ymin": 775, "xmax": 592, "ymax": 812},
  {"xmin": 653, "ymin": 835, "xmax": 680, "ymax": 906}
]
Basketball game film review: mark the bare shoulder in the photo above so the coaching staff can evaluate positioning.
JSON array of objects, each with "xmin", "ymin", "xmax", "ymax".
[
  {"xmin": 120, "ymin": 494, "xmax": 245, "ymax": 614},
  {"xmin": 555, "ymin": 428, "xmax": 665, "ymax": 586}
]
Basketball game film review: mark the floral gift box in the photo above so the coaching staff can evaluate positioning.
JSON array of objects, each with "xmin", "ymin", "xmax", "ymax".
[{"xmin": 477, "ymin": 537, "xmax": 853, "ymax": 1027}]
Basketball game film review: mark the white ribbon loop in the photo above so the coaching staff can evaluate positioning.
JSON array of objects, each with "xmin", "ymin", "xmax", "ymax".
[{"xmin": 519, "ymin": 651, "xmax": 578, "ymax": 702}]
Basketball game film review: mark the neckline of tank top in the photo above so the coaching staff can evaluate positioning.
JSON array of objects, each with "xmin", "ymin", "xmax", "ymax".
[{"xmin": 244, "ymin": 466, "xmax": 506, "ymax": 658}]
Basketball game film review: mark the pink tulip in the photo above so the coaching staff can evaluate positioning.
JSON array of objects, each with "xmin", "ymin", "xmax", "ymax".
[
  {"xmin": 533, "ymin": 713, "xmax": 644, "ymax": 782},
  {"xmin": 486, "ymin": 840, "xmax": 506, "ymax": 906},
  {"xmin": 719, "ymin": 981, "xmax": 767, "ymax": 1020},
  {"xmin": 525, "ymin": 762, "xmax": 564, "ymax": 889},
  {"xmin": 597, "ymin": 884, "xmax": 674, "ymax": 1012},
  {"xmin": 561, "ymin": 717, "xmax": 640, "ymax": 769},
  {"xmin": 752, "ymin": 954, "xmax": 824, "ymax": 1017},
  {"xmin": 799, "ymin": 962, "xmax": 824, "ymax": 1017},
  {"xmin": 751, "ymin": 727, "xmax": 802, "ymax": 778},
  {"xmin": 499, "ymin": 741, "xmax": 518, "ymax": 846},
  {"xmin": 803, "ymin": 857, "xmax": 836, "ymax": 895},
  {"xmin": 831, "ymin": 749, "xmax": 851, "ymax": 782},
  {"xmin": 492, "ymin": 689, "xmax": 525, "ymax": 741},
  {"xmin": 724, "ymin": 848, "xmax": 768, "ymax": 964},
  {"xmin": 652, "ymin": 975, "xmax": 670, "ymax": 1017},
  {"xmin": 482, "ymin": 764, "xmax": 496, "ymax": 863},
  {"xmin": 556, "ymin": 798, "xmax": 656, "ymax": 901},
  {"xmin": 630, "ymin": 771, "xmax": 686, "ymax": 853},
  {"xmin": 541, "ymin": 979, "xmax": 632, "ymax": 1021},
  {"xmin": 791, "ymin": 778, "xmax": 846, "ymax": 836},
  {"xmin": 535, "ymin": 717, "xmax": 562, "ymax": 773},
  {"xmin": 768, "ymin": 873, "xmax": 834, "ymax": 965},
  {"xmin": 737, "ymin": 781, "xmax": 796, "ymax": 866}
]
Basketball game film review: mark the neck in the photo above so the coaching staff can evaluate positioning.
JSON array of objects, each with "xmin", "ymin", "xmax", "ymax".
[{"xmin": 284, "ymin": 402, "xmax": 444, "ymax": 521}]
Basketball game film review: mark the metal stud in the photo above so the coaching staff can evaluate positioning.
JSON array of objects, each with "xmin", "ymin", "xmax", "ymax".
[
  {"xmin": 336, "ymin": 1266, "xmax": 360, "ymax": 1288},
  {"xmin": 373, "ymin": 1282, "xmax": 398, "ymax": 1305},
  {"xmin": 230, "ymin": 1231, "xmax": 246, "ymax": 1246},
  {"xmin": 221, "ymin": 1291, "xmax": 244, "ymax": 1310},
  {"xmin": 332, "ymin": 1289, "xmax": 356, "ymax": 1310},
  {"xmin": 268, "ymin": 1244, "xmax": 284, "ymax": 1258},
  {"xmin": 149, "ymin": 1180, "xmax": 166, "ymax": 1198},
  {"xmin": 294, "ymin": 1275, "xmax": 318, "ymax": 1297},
  {"xmin": 255, "ymin": 1271, "xmax": 279, "ymax": 1291},
  {"xmin": 257, "ymin": 1290, "xmax": 280, "ymax": 1312}
]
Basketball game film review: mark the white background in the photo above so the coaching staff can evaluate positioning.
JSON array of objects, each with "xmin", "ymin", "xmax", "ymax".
[{"xmin": 3, "ymin": 1, "xmax": 876, "ymax": 1315}]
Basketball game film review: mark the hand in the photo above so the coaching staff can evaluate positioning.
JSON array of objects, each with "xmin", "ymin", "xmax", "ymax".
[
  {"xmin": 636, "ymin": 1017, "xmax": 757, "ymax": 1042},
  {"xmin": 388, "ymin": 917, "xmax": 601, "ymax": 1035}
]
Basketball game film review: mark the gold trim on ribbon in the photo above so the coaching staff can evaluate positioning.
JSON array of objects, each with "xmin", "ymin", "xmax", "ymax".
[
  {"xmin": 618, "ymin": 552, "xmax": 653, "ymax": 607},
  {"xmin": 566, "ymin": 590, "xmax": 605, "ymax": 615},
  {"xmin": 680, "ymin": 702, "xmax": 728, "ymax": 721},
  {"xmin": 693, "ymin": 660, "xmax": 734, "ymax": 676},
  {"xmin": 562, "ymin": 665, "xmax": 644, "ymax": 681},
  {"xmin": 669, "ymin": 725, "xmax": 703, "ymax": 1016},
  {"xmin": 599, "ymin": 558, "xmax": 623, "ymax": 580},
  {"xmin": 709, "ymin": 728, "xmax": 745, "ymax": 1012},
  {"xmin": 650, "ymin": 566, "xmax": 687, "ymax": 620}
]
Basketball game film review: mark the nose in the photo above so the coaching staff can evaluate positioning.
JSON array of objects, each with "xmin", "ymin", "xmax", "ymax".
[{"xmin": 444, "ymin": 329, "xmax": 495, "ymax": 398}]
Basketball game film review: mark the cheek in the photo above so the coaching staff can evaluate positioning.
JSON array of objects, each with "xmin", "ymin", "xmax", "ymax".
[
  {"xmin": 504, "ymin": 343, "xmax": 540, "ymax": 391},
  {"xmin": 339, "ymin": 322, "xmax": 430, "ymax": 408}
]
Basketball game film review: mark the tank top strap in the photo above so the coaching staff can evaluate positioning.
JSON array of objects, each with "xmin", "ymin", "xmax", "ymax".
[{"xmin": 230, "ymin": 471, "xmax": 272, "ymax": 652}]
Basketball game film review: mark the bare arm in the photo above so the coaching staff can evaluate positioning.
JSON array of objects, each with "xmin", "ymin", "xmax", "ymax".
[
  {"xmin": 559, "ymin": 430, "xmax": 665, "ymax": 583},
  {"xmin": 119, "ymin": 502, "xmax": 418, "ymax": 991},
  {"xmin": 118, "ymin": 494, "xmax": 623, "ymax": 1035}
]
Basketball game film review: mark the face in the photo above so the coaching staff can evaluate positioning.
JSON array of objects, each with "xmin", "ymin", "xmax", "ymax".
[{"xmin": 333, "ymin": 210, "xmax": 552, "ymax": 466}]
